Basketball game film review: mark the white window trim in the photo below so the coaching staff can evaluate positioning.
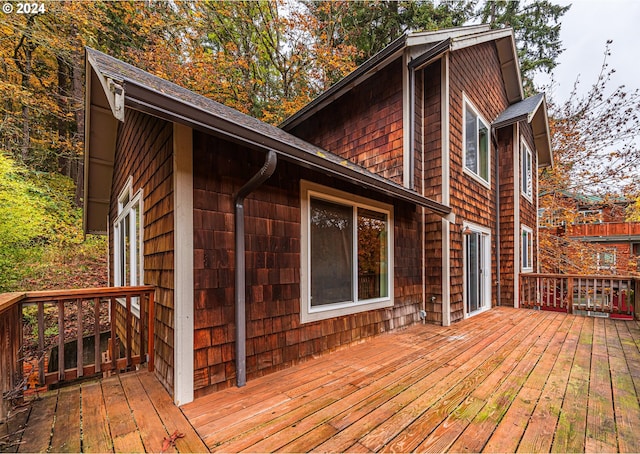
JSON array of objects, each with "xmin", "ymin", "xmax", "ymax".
[
  {"xmin": 113, "ymin": 178, "xmax": 144, "ymax": 317},
  {"xmin": 462, "ymin": 222, "xmax": 492, "ymax": 319},
  {"xmin": 521, "ymin": 140, "xmax": 533, "ymax": 202},
  {"xmin": 462, "ymin": 95, "xmax": 491, "ymax": 188},
  {"xmin": 300, "ymin": 180, "xmax": 394, "ymax": 324},
  {"xmin": 521, "ymin": 225, "xmax": 534, "ymax": 273}
]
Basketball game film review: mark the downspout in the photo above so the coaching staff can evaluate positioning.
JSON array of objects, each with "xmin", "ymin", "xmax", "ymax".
[
  {"xmin": 234, "ymin": 150, "xmax": 277, "ymax": 387},
  {"xmin": 491, "ymin": 128, "xmax": 501, "ymax": 307}
]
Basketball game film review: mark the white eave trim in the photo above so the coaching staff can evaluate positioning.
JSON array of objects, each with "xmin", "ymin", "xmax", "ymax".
[{"xmin": 406, "ymin": 24, "xmax": 491, "ymax": 46}]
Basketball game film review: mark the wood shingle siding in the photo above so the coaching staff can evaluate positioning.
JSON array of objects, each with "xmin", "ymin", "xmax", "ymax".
[
  {"xmin": 288, "ymin": 60, "xmax": 405, "ymax": 185},
  {"xmin": 191, "ymin": 132, "xmax": 425, "ymax": 397},
  {"xmin": 447, "ymin": 42, "xmax": 511, "ymax": 322},
  {"xmin": 110, "ymin": 109, "xmax": 175, "ymax": 393}
]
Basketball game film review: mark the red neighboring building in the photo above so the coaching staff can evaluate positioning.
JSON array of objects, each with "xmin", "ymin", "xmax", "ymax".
[
  {"xmin": 83, "ymin": 25, "xmax": 551, "ymax": 404},
  {"xmin": 541, "ymin": 193, "xmax": 640, "ymax": 275}
]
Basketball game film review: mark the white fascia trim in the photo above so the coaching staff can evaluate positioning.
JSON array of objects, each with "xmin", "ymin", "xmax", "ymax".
[
  {"xmin": 173, "ymin": 123, "xmax": 194, "ymax": 406},
  {"xmin": 407, "ymin": 25, "xmax": 491, "ymax": 46},
  {"xmin": 450, "ymin": 28, "xmax": 514, "ymax": 52}
]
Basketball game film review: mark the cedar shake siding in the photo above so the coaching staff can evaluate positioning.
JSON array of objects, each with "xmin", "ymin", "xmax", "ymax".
[
  {"xmin": 448, "ymin": 42, "xmax": 511, "ymax": 322},
  {"xmin": 109, "ymin": 109, "xmax": 175, "ymax": 393},
  {"xmin": 287, "ymin": 60, "xmax": 405, "ymax": 185},
  {"xmin": 192, "ymin": 132, "xmax": 424, "ymax": 397},
  {"xmin": 422, "ymin": 60, "xmax": 445, "ymax": 322},
  {"xmin": 498, "ymin": 127, "xmax": 517, "ymax": 307}
]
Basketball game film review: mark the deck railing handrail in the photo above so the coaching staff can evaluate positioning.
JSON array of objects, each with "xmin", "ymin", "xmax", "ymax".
[
  {"xmin": 0, "ymin": 285, "xmax": 155, "ymax": 423},
  {"xmin": 520, "ymin": 273, "xmax": 638, "ymax": 319}
]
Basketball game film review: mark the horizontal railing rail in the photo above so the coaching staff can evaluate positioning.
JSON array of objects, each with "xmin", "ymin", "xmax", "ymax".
[
  {"xmin": 520, "ymin": 273, "xmax": 637, "ymax": 319},
  {"xmin": 0, "ymin": 286, "xmax": 155, "ymax": 422}
]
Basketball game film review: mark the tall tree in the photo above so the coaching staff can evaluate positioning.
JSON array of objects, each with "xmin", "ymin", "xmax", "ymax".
[
  {"xmin": 307, "ymin": 0, "xmax": 474, "ymax": 64},
  {"xmin": 538, "ymin": 42, "xmax": 640, "ymax": 274},
  {"xmin": 478, "ymin": 0, "xmax": 570, "ymax": 94}
]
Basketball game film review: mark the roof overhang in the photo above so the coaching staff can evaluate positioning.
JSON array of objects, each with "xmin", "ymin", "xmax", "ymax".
[
  {"xmin": 492, "ymin": 93, "xmax": 553, "ymax": 167},
  {"xmin": 83, "ymin": 48, "xmax": 451, "ymax": 234}
]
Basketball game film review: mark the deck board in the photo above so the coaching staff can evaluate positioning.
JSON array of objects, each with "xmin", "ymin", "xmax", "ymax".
[
  {"xmin": 11, "ymin": 371, "xmax": 203, "ymax": 453},
  {"xmin": 9, "ymin": 307, "xmax": 640, "ymax": 453},
  {"xmin": 182, "ymin": 308, "xmax": 640, "ymax": 453}
]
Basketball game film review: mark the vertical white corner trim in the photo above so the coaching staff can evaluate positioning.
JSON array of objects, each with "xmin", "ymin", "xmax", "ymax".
[
  {"xmin": 402, "ymin": 50, "xmax": 411, "ymax": 188},
  {"xmin": 441, "ymin": 52, "xmax": 452, "ymax": 327},
  {"xmin": 513, "ymin": 123, "xmax": 521, "ymax": 308},
  {"xmin": 173, "ymin": 123, "xmax": 194, "ymax": 405}
]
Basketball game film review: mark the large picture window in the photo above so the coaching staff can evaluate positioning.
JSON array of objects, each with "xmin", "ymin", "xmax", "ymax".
[
  {"xmin": 463, "ymin": 98, "xmax": 490, "ymax": 185},
  {"xmin": 113, "ymin": 178, "xmax": 143, "ymax": 314},
  {"xmin": 301, "ymin": 181, "xmax": 393, "ymax": 323}
]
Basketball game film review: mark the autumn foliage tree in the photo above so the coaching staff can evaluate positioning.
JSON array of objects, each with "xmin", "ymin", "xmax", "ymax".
[{"xmin": 538, "ymin": 42, "xmax": 640, "ymax": 275}]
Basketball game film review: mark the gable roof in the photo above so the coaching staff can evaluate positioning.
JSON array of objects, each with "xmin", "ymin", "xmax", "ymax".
[
  {"xmin": 280, "ymin": 24, "xmax": 523, "ymax": 130},
  {"xmin": 493, "ymin": 93, "xmax": 553, "ymax": 167},
  {"xmin": 83, "ymin": 48, "xmax": 450, "ymax": 234}
]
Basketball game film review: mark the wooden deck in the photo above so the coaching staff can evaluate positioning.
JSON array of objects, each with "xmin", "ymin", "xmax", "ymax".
[
  {"xmin": 1, "ymin": 371, "xmax": 207, "ymax": 453},
  {"xmin": 3, "ymin": 307, "xmax": 640, "ymax": 453},
  {"xmin": 182, "ymin": 307, "xmax": 640, "ymax": 453}
]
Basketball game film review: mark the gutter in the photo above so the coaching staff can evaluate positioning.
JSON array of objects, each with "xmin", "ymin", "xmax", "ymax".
[{"xmin": 234, "ymin": 150, "xmax": 278, "ymax": 387}]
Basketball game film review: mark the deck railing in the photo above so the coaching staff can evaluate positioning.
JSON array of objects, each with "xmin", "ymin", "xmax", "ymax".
[
  {"xmin": 0, "ymin": 286, "xmax": 155, "ymax": 422},
  {"xmin": 520, "ymin": 273, "xmax": 637, "ymax": 319}
]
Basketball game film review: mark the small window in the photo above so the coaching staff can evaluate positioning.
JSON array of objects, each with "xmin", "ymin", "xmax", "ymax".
[
  {"xmin": 596, "ymin": 249, "xmax": 617, "ymax": 271},
  {"xmin": 521, "ymin": 141, "xmax": 533, "ymax": 200},
  {"xmin": 301, "ymin": 181, "xmax": 393, "ymax": 323},
  {"xmin": 114, "ymin": 179, "xmax": 144, "ymax": 315},
  {"xmin": 521, "ymin": 226, "xmax": 534, "ymax": 272},
  {"xmin": 464, "ymin": 98, "xmax": 490, "ymax": 185}
]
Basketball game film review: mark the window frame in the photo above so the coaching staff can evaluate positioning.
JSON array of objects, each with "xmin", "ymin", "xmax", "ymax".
[
  {"xmin": 113, "ymin": 178, "xmax": 144, "ymax": 316},
  {"xmin": 300, "ymin": 180, "xmax": 394, "ymax": 324},
  {"xmin": 521, "ymin": 225, "xmax": 534, "ymax": 272},
  {"xmin": 596, "ymin": 248, "xmax": 617, "ymax": 271},
  {"xmin": 521, "ymin": 140, "xmax": 533, "ymax": 201},
  {"xmin": 462, "ymin": 96, "xmax": 491, "ymax": 188}
]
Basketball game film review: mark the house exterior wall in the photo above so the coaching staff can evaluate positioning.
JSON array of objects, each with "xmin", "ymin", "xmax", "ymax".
[
  {"xmin": 109, "ymin": 109, "xmax": 175, "ymax": 393},
  {"xmin": 422, "ymin": 60, "xmax": 445, "ymax": 322},
  {"xmin": 191, "ymin": 132, "xmax": 424, "ymax": 397},
  {"xmin": 498, "ymin": 127, "xmax": 516, "ymax": 306},
  {"xmin": 287, "ymin": 60, "xmax": 405, "ymax": 185},
  {"xmin": 448, "ymin": 42, "xmax": 511, "ymax": 322}
]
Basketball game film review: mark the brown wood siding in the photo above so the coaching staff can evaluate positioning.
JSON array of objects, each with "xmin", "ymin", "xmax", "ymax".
[
  {"xmin": 422, "ymin": 60, "xmax": 444, "ymax": 322},
  {"xmin": 287, "ymin": 60, "xmax": 405, "ymax": 185},
  {"xmin": 448, "ymin": 43, "xmax": 510, "ymax": 322},
  {"xmin": 109, "ymin": 109, "xmax": 174, "ymax": 394},
  {"xmin": 192, "ymin": 132, "xmax": 424, "ymax": 397},
  {"xmin": 497, "ymin": 127, "xmax": 516, "ymax": 307}
]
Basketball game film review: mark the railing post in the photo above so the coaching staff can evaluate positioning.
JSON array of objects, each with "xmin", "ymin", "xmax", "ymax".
[
  {"xmin": 57, "ymin": 301, "xmax": 65, "ymax": 382},
  {"xmin": 110, "ymin": 297, "xmax": 117, "ymax": 372},
  {"xmin": 76, "ymin": 299, "xmax": 83, "ymax": 378},
  {"xmin": 147, "ymin": 290, "xmax": 155, "ymax": 372},
  {"xmin": 37, "ymin": 303, "xmax": 45, "ymax": 385},
  {"xmin": 94, "ymin": 298, "xmax": 101, "ymax": 374},
  {"xmin": 634, "ymin": 278, "xmax": 639, "ymax": 320},
  {"xmin": 567, "ymin": 277, "xmax": 574, "ymax": 314}
]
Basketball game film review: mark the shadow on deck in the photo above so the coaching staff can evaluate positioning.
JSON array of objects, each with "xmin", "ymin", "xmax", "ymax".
[{"xmin": 3, "ymin": 307, "xmax": 640, "ymax": 453}]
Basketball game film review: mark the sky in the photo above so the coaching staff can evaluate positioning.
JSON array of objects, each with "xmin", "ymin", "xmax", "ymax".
[{"xmin": 535, "ymin": 0, "xmax": 640, "ymax": 103}]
